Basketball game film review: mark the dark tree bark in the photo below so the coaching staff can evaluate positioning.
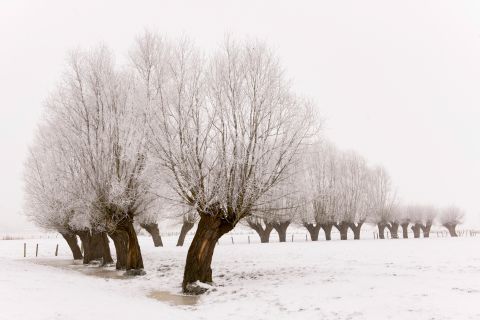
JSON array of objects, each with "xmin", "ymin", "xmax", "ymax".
[
  {"xmin": 176, "ymin": 221, "xmax": 195, "ymax": 246},
  {"xmin": 420, "ymin": 221, "xmax": 433, "ymax": 238},
  {"xmin": 141, "ymin": 223, "xmax": 163, "ymax": 247},
  {"xmin": 386, "ymin": 222, "xmax": 399, "ymax": 239},
  {"xmin": 108, "ymin": 230, "xmax": 128, "ymax": 270},
  {"xmin": 377, "ymin": 223, "xmax": 387, "ymax": 239},
  {"xmin": 443, "ymin": 223, "xmax": 458, "ymax": 237},
  {"xmin": 411, "ymin": 224, "xmax": 421, "ymax": 238},
  {"xmin": 77, "ymin": 230, "xmax": 99, "ymax": 264},
  {"xmin": 349, "ymin": 221, "xmax": 364, "ymax": 240},
  {"xmin": 182, "ymin": 213, "xmax": 234, "ymax": 294},
  {"xmin": 118, "ymin": 220, "xmax": 144, "ymax": 273},
  {"xmin": 247, "ymin": 220, "xmax": 273, "ymax": 243},
  {"xmin": 272, "ymin": 221, "xmax": 290, "ymax": 242},
  {"xmin": 334, "ymin": 221, "xmax": 349, "ymax": 240},
  {"xmin": 77, "ymin": 230, "xmax": 113, "ymax": 265},
  {"xmin": 304, "ymin": 223, "xmax": 321, "ymax": 241},
  {"xmin": 100, "ymin": 232, "xmax": 114, "ymax": 265},
  {"xmin": 401, "ymin": 223, "xmax": 409, "ymax": 238},
  {"xmin": 60, "ymin": 232, "xmax": 83, "ymax": 260},
  {"xmin": 321, "ymin": 223, "xmax": 334, "ymax": 240}
]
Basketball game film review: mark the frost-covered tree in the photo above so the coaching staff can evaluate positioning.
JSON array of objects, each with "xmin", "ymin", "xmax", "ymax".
[
  {"xmin": 134, "ymin": 34, "xmax": 315, "ymax": 292},
  {"xmin": 367, "ymin": 166, "xmax": 398, "ymax": 239},
  {"xmin": 245, "ymin": 215, "xmax": 274, "ymax": 243},
  {"xmin": 300, "ymin": 140, "xmax": 341, "ymax": 241},
  {"xmin": 43, "ymin": 46, "xmax": 158, "ymax": 272},
  {"xmin": 440, "ymin": 205, "xmax": 464, "ymax": 237},
  {"xmin": 335, "ymin": 152, "xmax": 370, "ymax": 240},
  {"xmin": 24, "ymin": 124, "xmax": 84, "ymax": 260},
  {"xmin": 408, "ymin": 205, "xmax": 437, "ymax": 238}
]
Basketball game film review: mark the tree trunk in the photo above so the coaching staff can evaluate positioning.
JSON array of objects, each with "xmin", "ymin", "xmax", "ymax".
[
  {"xmin": 334, "ymin": 222, "xmax": 349, "ymax": 240},
  {"xmin": 182, "ymin": 214, "xmax": 233, "ymax": 294},
  {"xmin": 108, "ymin": 229, "xmax": 128, "ymax": 270},
  {"xmin": 272, "ymin": 221, "xmax": 290, "ymax": 242},
  {"xmin": 377, "ymin": 223, "xmax": 387, "ymax": 239},
  {"xmin": 118, "ymin": 220, "xmax": 144, "ymax": 273},
  {"xmin": 100, "ymin": 232, "xmax": 113, "ymax": 265},
  {"xmin": 387, "ymin": 222, "xmax": 399, "ymax": 239},
  {"xmin": 78, "ymin": 230, "xmax": 113, "ymax": 265},
  {"xmin": 349, "ymin": 221, "xmax": 364, "ymax": 240},
  {"xmin": 304, "ymin": 223, "xmax": 321, "ymax": 241},
  {"xmin": 176, "ymin": 221, "xmax": 195, "ymax": 246},
  {"xmin": 60, "ymin": 232, "xmax": 83, "ymax": 260},
  {"xmin": 401, "ymin": 223, "xmax": 409, "ymax": 238},
  {"xmin": 141, "ymin": 223, "xmax": 163, "ymax": 247},
  {"xmin": 321, "ymin": 223, "xmax": 333, "ymax": 240},
  {"xmin": 443, "ymin": 223, "xmax": 458, "ymax": 237},
  {"xmin": 420, "ymin": 221, "xmax": 432, "ymax": 238},
  {"xmin": 411, "ymin": 224, "xmax": 421, "ymax": 238},
  {"xmin": 247, "ymin": 220, "xmax": 273, "ymax": 243}
]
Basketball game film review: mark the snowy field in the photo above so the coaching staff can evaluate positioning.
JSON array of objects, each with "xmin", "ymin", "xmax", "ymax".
[{"xmin": 1, "ymin": 234, "xmax": 479, "ymax": 320}]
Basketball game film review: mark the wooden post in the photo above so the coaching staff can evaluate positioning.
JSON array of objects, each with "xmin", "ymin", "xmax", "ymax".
[
  {"xmin": 55, "ymin": 244, "xmax": 59, "ymax": 256},
  {"xmin": 305, "ymin": 234, "xmax": 307, "ymax": 241},
  {"xmin": 35, "ymin": 243, "xmax": 38, "ymax": 257},
  {"xmin": 291, "ymin": 234, "xmax": 294, "ymax": 242},
  {"xmin": 231, "ymin": 236, "xmax": 234, "ymax": 245},
  {"xmin": 248, "ymin": 236, "xmax": 250, "ymax": 244},
  {"xmin": 24, "ymin": 243, "xmax": 26, "ymax": 258}
]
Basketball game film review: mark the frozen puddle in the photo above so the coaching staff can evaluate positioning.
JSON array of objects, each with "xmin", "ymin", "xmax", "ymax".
[
  {"xmin": 30, "ymin": 258, "xmax": 127, "ymax": 279},
  {"xmin": 29, "ymin": 259, "xmax": 199, "ymax": 306},
  {"xmin": 148, "ymin": 290, "xmax": 200, "ymax": 306}
]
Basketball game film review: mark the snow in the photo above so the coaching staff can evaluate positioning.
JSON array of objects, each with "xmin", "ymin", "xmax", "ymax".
[{"xmin": 1, "ymin": 234, "xmax": 479, "ymax": 320}]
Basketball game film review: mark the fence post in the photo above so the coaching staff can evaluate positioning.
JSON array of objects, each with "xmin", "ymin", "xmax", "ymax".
[
  {"xmin": 24, "ymin": 243, "xmax": 26, "ymax": 257},
  {"xmin": 305, "ymin": 234, "xmax": 307, "ymax": 241},
  {"xmin": 291, "ymin": 234, "xmax": 294, "ymax": 242},
  {"xmin": 231, "ymin": 236, "xmax": 234, "ymax": 245},
  {"xmin": 35, "ymin": 243, "xmax": 38, "ymax": 257},
  {"xmin": 248, "ymin": 236, "xmax": 250, "ymax": 244},
  {"xmin": 55, "ymin": 244, "xmax": 59, "ymax": 256}
]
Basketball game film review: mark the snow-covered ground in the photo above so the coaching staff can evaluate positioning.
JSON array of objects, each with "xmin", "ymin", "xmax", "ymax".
[{"xmin": 1, "ymin": 233, "xmax": 479, "ymax": 320}]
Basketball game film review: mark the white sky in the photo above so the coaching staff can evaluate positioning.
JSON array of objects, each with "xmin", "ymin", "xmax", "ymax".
[{"xmin": 2, "ymin": 0, "xmax": 480, "ymax": 232}]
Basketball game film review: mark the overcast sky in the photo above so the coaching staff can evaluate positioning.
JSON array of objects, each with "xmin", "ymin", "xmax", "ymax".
[{"xmin": 2, "ymin": 0, "xmax": 480, "ymax": 232}]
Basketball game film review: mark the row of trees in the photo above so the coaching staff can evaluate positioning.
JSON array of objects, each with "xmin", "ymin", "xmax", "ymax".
[
  {"xmin": 24, "ymin": 32, "xmax": 315, "ymax": 293},
  {"xmin": 24, "ymin": 32, "xmax": 464, "ymax": 294},
  {"xmin": 245, "ymin": 140, "xmax": 465, "ymax": 242}
]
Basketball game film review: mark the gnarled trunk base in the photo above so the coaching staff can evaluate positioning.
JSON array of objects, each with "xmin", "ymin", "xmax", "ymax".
[
  {"xmin": 272, "ymin": 221, "xmax": 290, "ymax": 242},
  {"xmin": 444, "ymin": 223, "xmax": 458, "ymax": 237},
  {"xmin": 411, "ymin": 224, "xmax": 421, "ymax": 238},
  {"xmin": 141, "ymin": 223, "xmax": 163, "ymax": 247},
  {"xmin": 387, "ymin": 222, "xmax": 399, "ymax": 239},
  {"xmin": 60, "ymin": 232, "xmax": 83, "ymax": 260},
  {"xmin": 182, "ymin": 214, "xmax": 233, "ymax": 294},
  {"xmin": 321, "ymin": 224, "xmax": 334, "ymax": 240},
  {"xmin": 349, "ymin": 221, "xmax": 364, "ymax": 240},
  {"xmin": 377, "ymin": 223, "xmax": 387, "ymax": 239},
  {"xmin": 304, "ymin": 223, "xmax": 321, "ymax": 241},
  {"xmin": 335, "ymin": 222, "xmax": 349, "ymax": 240},
  {"xmin": 177, "ymin": 221, "xmax": 195, "ymax": 246},
  {"xmin": 401, "ymin": 223, "xmax": 409, "ymax": 238},
  {"xmin": 77, "ymin": 230, "xmax": 111, "ymax": 265}
]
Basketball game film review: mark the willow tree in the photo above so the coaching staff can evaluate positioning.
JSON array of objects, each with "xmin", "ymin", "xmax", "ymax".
[
  {"xmin": 133, "ymin": 34, "xmax": 315, "ymax": 293},
  {"xmin": 44, "ymin": 46, "xmax": 157, "ymax": 272},
  {"xmin": 440, "ymin": 205, "xmax": 464, "ymax": 237},
  {"xmin": 335, "ymin": 152, "xmax": 370, "ymax": 240},
  {"xmin": 368, "ymin": 166, "xmax": 398, "ymax": 239},
  {"xmin": 301, "ymin": 140, "xmax": 342, "ymax": 241},
  {"xmin": 24, "ymin": 124, "xmax": 84, "ymax": 260}
]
